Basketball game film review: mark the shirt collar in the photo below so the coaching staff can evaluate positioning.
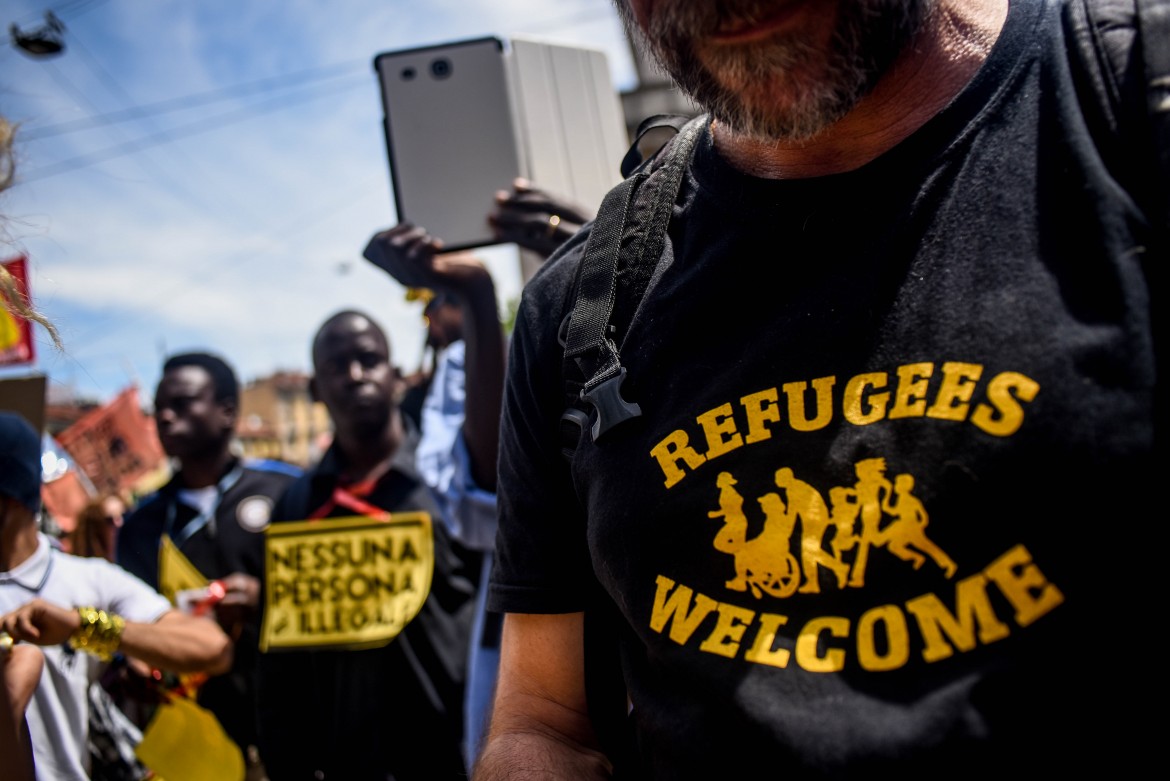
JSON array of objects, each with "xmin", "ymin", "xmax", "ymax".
[{"xmin": 165, "ymin": 456, "xmax": 243, "ymax": 494}]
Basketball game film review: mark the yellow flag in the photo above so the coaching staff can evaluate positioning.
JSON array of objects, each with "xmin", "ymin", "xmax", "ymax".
[
  {"xmin": 157, "ymin": 534, "xmax": 208, "ymax": 606},
  {"xmin": 156, "ymin": 534, "xmax": 216, "ymax": 701},
  {"xmin": 0, "ymin": 307, "xmax": 20, "ymax": 350},
  {"xmin": 135, "ymin": 696, "xmax": 244, "ymax": 781}
]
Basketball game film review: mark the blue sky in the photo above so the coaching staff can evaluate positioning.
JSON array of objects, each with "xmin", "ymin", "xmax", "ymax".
[{"xmin": 1, "ymin": 0, "xmax": 639, "ymax": 406}]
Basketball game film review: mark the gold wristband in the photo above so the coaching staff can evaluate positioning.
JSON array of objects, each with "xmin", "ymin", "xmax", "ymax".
[{"xmin": 69, "ymin": 607, "xmax": 125, "ymax": 661}]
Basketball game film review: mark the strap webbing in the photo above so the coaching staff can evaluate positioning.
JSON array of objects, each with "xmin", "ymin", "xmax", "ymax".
[
  {"xmin": 563, "ymin": 174, "xmax": 642, "ymax": 384},
  {"xmin": 1138, "ymin": 0, "xmax": 1170, "ymax": 227},
  {"xmin": 561, "ymin": 115, "xmax": 706, "ymax": 441}
]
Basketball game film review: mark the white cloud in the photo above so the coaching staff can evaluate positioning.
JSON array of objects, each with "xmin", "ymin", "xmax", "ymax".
[{"xmin": 2, "ymin": 0, "xmax": 636, "ymax": 403}]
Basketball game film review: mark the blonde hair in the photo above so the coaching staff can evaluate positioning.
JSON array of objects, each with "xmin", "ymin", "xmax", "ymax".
[
  {"xmin": 0, "ymin": 116, "xmax": 63, "ymax": 351},
  {"xmin": 0, "ymin": 116, "xmax": 13, "ymax": 193}
]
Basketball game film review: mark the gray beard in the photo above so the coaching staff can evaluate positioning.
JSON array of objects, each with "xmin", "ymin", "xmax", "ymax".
[{"xmin": 618, "ymin": 0, "xmax": 931, "ymax": 142}]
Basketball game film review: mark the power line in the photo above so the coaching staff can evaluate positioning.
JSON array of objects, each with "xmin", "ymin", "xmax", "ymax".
[
  {"xmin": 54, "ymin": 0, "xmax": 110, "ymax": 20},
  {"xmin": 17, "ymin": 4, "xmax": 623, "ymax": 143},
  {"xmin": 3, "ymin": 0, "xmax": 109, "ymax": 49},
  {"xmin": 69, "ymin": 28, "xmax": 270, "ymax": 223},
  {"xmin": 21, "ymin": 60, "xmax": 366, "ymax": 141},
  {"xmin": 9, "ymin": 0, "xmax": 632, "ymax": 400},
  {"xmin": 61, "ymin": 170, "xmax": 391, "ymax": 356},
  {"xmin": 40, "ymin": 29, "xmax": 265, "ymax": 224},
  {"xmin": 20, "ymin": 75, "xmax": 369, "ymax": 182}
]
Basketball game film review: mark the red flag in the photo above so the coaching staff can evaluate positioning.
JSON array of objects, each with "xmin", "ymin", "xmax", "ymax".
[
  {"xmin": 1, "ymin": 256, "xmax": 36, "ymax": 366},
  {"xmin": 57, "ymin": 386, "xmax": 168, "ymax": 496},
  {"xmin": 41, "ymin": 469, "xmax": 92, "ymax": 537}
]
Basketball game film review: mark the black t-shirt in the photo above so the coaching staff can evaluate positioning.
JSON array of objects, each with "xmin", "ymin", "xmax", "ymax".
[
  {"xmin": 120, "ymin": 460, "xmax": 300, "ymax": 589},
  {"xmin": 489, "ymin": 0, "xmax": 1159, "ymax": 776},
  {"xmin": 256, "ymin": 442, "xmax": 478, "ymax": 781},
  {"xmin": 118, "ymin": 458, "xmax": 299, "ymax": 751}
]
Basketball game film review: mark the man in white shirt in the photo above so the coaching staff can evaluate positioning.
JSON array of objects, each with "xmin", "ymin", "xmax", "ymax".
[{"xmin": 1, "ymin": 411, "xmax": 232, "ymax": 780}]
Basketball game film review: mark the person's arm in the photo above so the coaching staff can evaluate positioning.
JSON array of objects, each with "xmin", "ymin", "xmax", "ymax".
[
  {"xmin": 363, "ymin": 222, "xmax": 506, "ymax": 492},
  {"xmin": 1, "ymin": 642, "xmax": 43, "ymax": 781},
  {"xmin": 0, "ymin": 598, "xmax": 232, "ymax": 675},
  {"xmin": 473, "ymin": 612, "xmax": 612, "ymax": 780},
  {"xmin": 456, "ymin": 256, "xmax": 506, "ymax": 493}
]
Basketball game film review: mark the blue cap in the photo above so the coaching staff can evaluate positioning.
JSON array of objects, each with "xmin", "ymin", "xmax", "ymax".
[{"xmin": 0, "ymin": 411, "xmax": 43, "ymax": 515}]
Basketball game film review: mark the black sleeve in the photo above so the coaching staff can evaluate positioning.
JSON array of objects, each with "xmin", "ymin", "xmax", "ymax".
[
  {"xmin": 116, "ymin": 503, "xmax": 163, "ymax": 589},
  {"xmin": 488, "ymin": 237, "xmax": 596, "ymax": 615},
  {"xmin": 254, "ymin": 478, "xmax": 317, "ymax": 779}
]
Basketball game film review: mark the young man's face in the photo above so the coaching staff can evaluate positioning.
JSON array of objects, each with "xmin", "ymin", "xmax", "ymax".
[
  {"xmin": 154, "ymin": 366, "xmax": 235, "ymax": 462},
  {"xmin": 311, "ymin": 314, "xmax": 398, "ymax": 433}
]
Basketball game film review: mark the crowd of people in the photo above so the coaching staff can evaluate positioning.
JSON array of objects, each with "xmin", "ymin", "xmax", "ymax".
[
  {"xmin": 3, "ymin": 0, "xmax": 1166, "ymax": 778},
  {"xmin": 2, "ymin": 144, "xmax": 584, "ymax": 778}
]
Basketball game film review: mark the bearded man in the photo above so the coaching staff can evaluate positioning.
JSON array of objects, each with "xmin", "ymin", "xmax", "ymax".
[{"xmin": 475, "ymin": 0, "xmax": 1163, "ymax": 778}]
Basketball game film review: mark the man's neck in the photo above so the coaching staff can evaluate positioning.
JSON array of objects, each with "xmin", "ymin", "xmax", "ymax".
[
  {"xmin": 178, "ymin": 449, "xmax": 235, "ymax": 490},
  {"xmin": 0, "ymin": 518, "xmax": 39, "ymax": 572},
  {"xmin": 713, "ymin": 0, "xmax": 1008, "ymax": 179},
  {"xmin": 335, "ymin": 412, "xmax": 403, "ymax": 483}
]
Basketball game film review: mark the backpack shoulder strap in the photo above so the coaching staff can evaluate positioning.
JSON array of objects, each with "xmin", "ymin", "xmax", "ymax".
[
  {"xmin": 558, "ymin": 114, "xmax": 706, "ymax": 454},
  {"xmin": 620, "ymin": 113, "xmax": 697, "ymax": 178},
  {"xmin": 1067, "ymin": 0, "xmax": 1170, "ymax": 226},
  {"xmin": 1070, "ymin": 0, "xmax": 1169, "ymax": 448},
  {"xmin": 1134, "ymin": 0, "xmax": 1170, "ymax": 455},
  {"xmin": 551, "ymin": 117, "xmax": 708, "ymax": 771},
  {"xmin": 1136, "ymin": 0, "xmax": 1170, "ymax": 228}
]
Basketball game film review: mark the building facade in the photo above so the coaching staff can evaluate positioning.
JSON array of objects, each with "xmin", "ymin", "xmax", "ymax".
[{"xmin": 237, "ymin": 371, "xmax": 331, "ymax": 469}]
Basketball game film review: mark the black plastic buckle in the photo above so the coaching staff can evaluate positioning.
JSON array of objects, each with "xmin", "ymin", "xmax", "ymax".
[{"xmin": 581, "ymin": 368, "xmax": 642, "ymax": 441}]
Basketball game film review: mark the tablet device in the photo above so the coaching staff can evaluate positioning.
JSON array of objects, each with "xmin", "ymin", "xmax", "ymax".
[{"xmin": 374, "ymin": 37, "xmax": 523, "ymax": 252}]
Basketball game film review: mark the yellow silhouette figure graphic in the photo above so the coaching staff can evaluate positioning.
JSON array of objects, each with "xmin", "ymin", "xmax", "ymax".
[
  {"xmin": 834, "ymin": 458, "xmax": 893, "ymax": 588},
  {"xmin": 709, "ymin": 472, "xmax": 747, "ymax": 555},
  {"xmin": 709, "ymin": 472, "xmax": 799, "ymax": 598},
  {"xmin": 880, "ymin": 473, "xmax": 957, "ymax": 578},
  {"xmin": 773, "ymin": 467, "xmax": 850, "ymax": 594},
  {"xmin": 707, "ymin": 461, "xmax": 960, "ymax": 598},
  {"xmin": 827, "ymin": 485, "xmax": 861, "ymax": 561}
]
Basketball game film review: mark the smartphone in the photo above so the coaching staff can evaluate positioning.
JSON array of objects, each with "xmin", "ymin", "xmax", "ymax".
[{"xmin": 373, "ymin": 37, "xmax": 523, "ymax": 252}]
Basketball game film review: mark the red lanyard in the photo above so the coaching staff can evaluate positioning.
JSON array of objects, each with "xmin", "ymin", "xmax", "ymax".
[{"xmin": 308, "ymin": 468, "xmax": 392, "ymax": 521}]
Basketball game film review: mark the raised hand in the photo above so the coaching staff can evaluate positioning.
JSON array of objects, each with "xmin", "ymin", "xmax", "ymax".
[
  {"xmin": 488, "ymin": 178, "xmax": 594, "ymax": 259},
  {"xmin": 362, "ymin": 222, "xmax": 492, "ymax": 297}
]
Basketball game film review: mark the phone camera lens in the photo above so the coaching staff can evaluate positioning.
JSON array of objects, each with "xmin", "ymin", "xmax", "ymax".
[
  {"xmin": 401, "ymin": 66, "xmax": 416, "ymax": 80},
  {"xmin": 430, "ymin": 58, "xmax": 452, "ymax": 79}
]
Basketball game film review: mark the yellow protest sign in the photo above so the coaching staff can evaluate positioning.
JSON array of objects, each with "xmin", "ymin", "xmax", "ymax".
[
  {"xmin": 260, "ymin": 513, "xmax": 434, "ymax": 652},
  {"xmin": 136, "ymin": 695, "xmax": 244, "ymax": 781},
  {"xmin": 157, "ymin": 534, "xmax": 208, "ymax": 606}
]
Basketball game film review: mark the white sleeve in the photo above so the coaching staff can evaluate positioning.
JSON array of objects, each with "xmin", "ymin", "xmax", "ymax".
[{"xmin": 94, "ymin": 558, "xmax": 174, "ymax": 624}]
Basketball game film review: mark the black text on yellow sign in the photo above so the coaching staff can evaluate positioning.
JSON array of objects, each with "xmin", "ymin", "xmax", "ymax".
[{"xmin": 260, "ymin": 513, "xmax": 434, "ymax": 652}]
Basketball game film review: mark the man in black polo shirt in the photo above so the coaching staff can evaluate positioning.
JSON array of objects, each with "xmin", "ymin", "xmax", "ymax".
[
  {"xmin": 256, "ymin": 310, "xmax": 482, "ymax": 781},
  {"xmin": 118, "ymin": 351, "xmax": 299, "ymax": 775}
]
